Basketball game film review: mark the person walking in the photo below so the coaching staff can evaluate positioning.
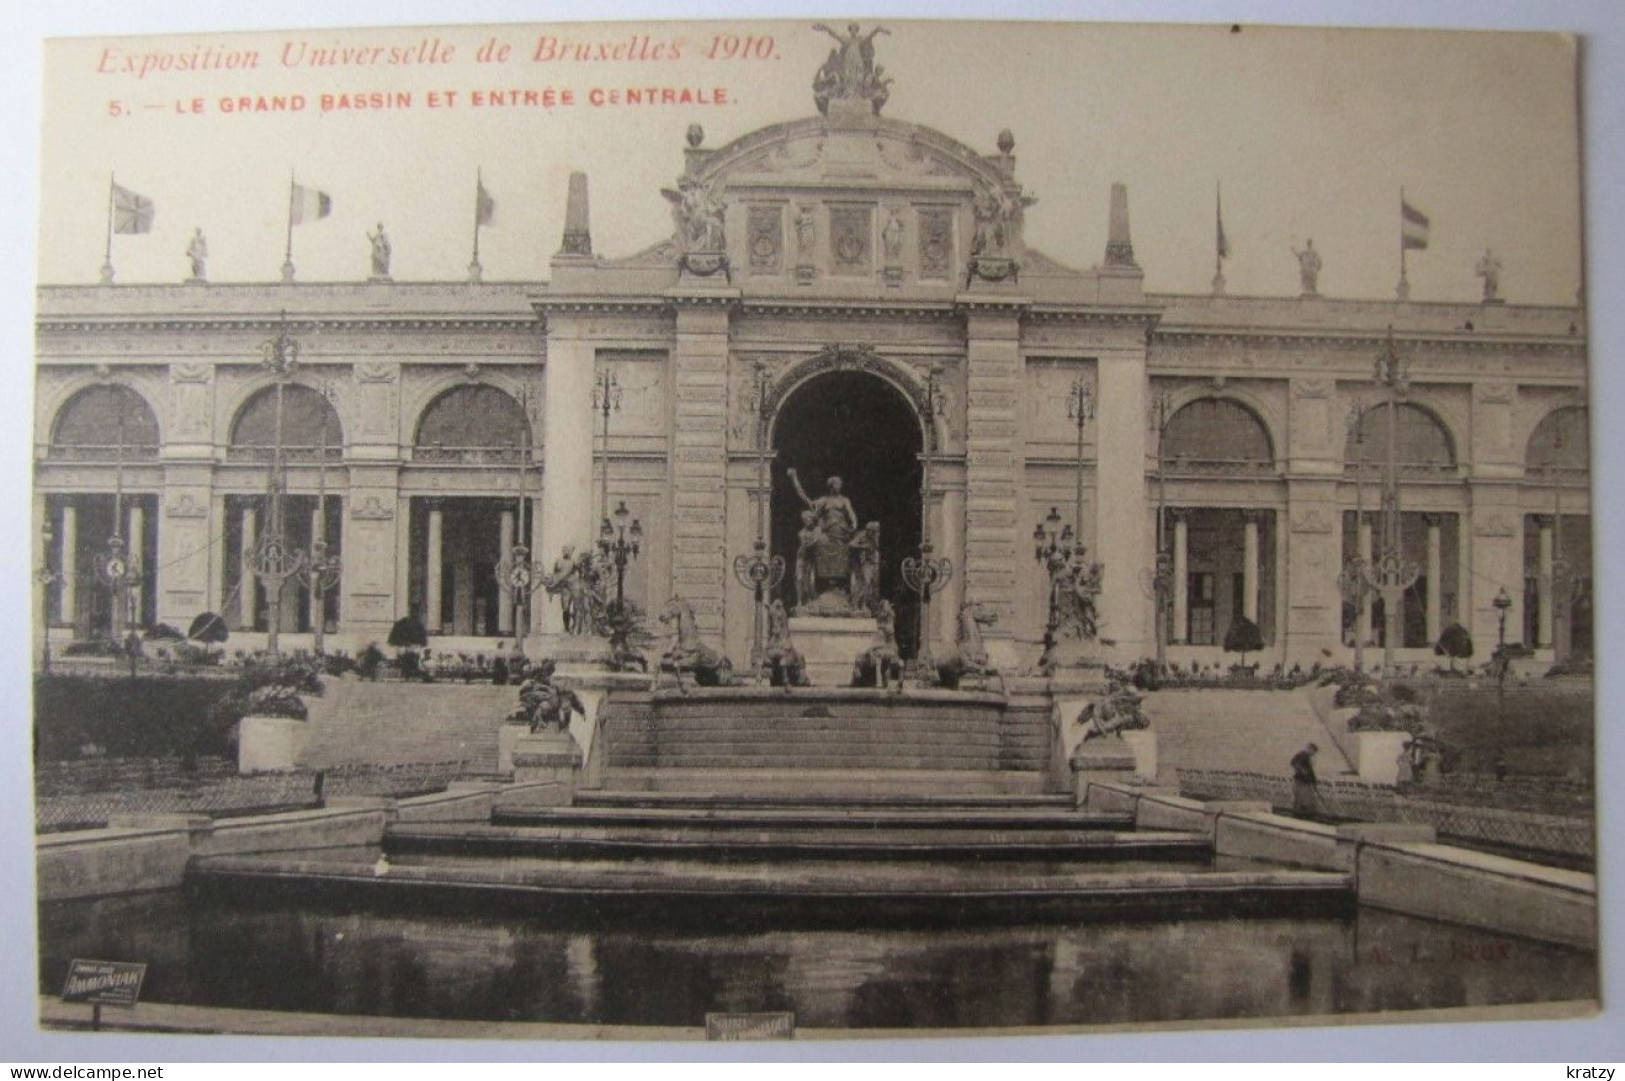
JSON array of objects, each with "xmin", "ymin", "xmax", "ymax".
[{"xmin": 1290, "ymin": 742, "xmax": 1321, "ymax": 818}]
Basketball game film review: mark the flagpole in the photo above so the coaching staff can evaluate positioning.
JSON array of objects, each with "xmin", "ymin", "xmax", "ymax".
[
  {"xmin": 100, "ymin": 173, "xmax": 115, "ymax": 285},
  {"xmin": 469, "ymin": 168, "xmax": 483, "ymax": 283},
  {"xmin": 1398, "ymin": 186, "xmax": 1409, "ymax": 300},
  {"xmin": 282, "ymin": 171, "xmax": 296, "ymax": 283},
  {"xmin": 1212, "ymin": 180, "xmax": 1225, "ymax": 296}
]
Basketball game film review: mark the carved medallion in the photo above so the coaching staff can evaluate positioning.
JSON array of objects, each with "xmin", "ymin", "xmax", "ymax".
[
  {"xmin": 829, "ymin": 206, "xmax": 872, "ymax": 276},
  {"xmin": 917, "ymin": 208, "xmax": 953, "ymax": 279},
  {"xmin": 747, "ymin": 205, "xmax": 783, "ymax": 274}
]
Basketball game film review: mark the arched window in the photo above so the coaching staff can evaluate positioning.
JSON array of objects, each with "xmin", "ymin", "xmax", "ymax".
[
  {"xmin": 1344, "ymin": 403, "xmax": 1455, "ymax": 478},
  {"xmin": 229, "ymin": 384, "xmax": 342, "ymax": 462},
  {"xmin": 49, "ymin": 385, "xmax": 160, "ymax": 460},
  {"xmin": 414, "ymin": 384, "xmax": 531, "ymax": 463},
  {"xmin": 1162, "ymin": 398, "xmax": 1275, "ymax": 475},
  {"xmin": 1526, "ymin": 406, "xmax": 1588, "ymax": 479}
]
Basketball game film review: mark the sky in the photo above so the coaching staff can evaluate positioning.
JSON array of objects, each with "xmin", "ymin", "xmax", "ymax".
[{"xmin": 37, "ymin": 18, "xmax": 1584, "ymax": 305}]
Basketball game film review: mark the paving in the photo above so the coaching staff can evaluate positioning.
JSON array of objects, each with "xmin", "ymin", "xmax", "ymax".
[{"xmin": 1144, "ymin": 688, "xmax": 1357, "ymax": 777}]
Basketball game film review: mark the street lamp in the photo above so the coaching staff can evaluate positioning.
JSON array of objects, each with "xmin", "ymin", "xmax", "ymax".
[
  {"xmin": 598, "ymin": 500, "xmax": 642, "ymax": 611},
  {"xmin": 497, "ymin": 387, "xmax": 544, "ymax": 644},
  {"xmin": 1492, "ymin": 586, "xmax": 1514, "ymax": 723},
  {"xmin": 1146, "ymin": 391, "xmax": 1174, "ymax": 670},
  {"xmin": 730, "ymin": 362, "xmax": 784, "ymax": 679},
  {"xmin": 1033, "ymin": 505, "xmax": 1077, "ymax": 661},
  {"xmin": 1337, "ymin": 399, "xmax": 1374, "ymax": 672},
  {"xmin": 301, "ymin": 382, "xmax": 341, "ymax": 654},
  {"xmin": 1493, "ymin": 586, "xmax": 1512, "ymax": 649},
  {"xmin": 37, "ymin": 523, "xmax": 64, "ymax": 673},
  {"xmin": 592, "ymin": 368, "xmax": 622, "ymax": 529},
  {"xmin": 253, "ymin": 312, "xmax": 308, "ymax": 655},
  {"xmin": 903, "ymin": 366, "xmax": 953, "ymax": 676},
  {"xmin": 1360, "ymin": 329, "xmax": 1420, "ymax": 676}
]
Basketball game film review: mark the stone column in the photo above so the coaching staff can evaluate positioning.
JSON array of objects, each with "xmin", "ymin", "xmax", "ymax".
[
  {"xmin": 537, "ymin": 320, "xmax": 600, "ymax": 637},
  {"xmin": 1093, "ymin": 349, "xmax": 1149, "ymax": 662},
  {"xmin": 1242, "ymin": 511, "xmax": 1261, "ymax": 623},
  {"xmin": 1425, "ymin": 515, "xmax": 1443, "ymax": 644},
  {"xmin": 425, "ymin": 501, "xmax": 444, "ymax": 633},
  {"xmin": 498, "ymin": 508, "xmax": 515, "ymax": 635},
  {"xmin": 210, "ymin": 494, "xmax": 227, "ymax": 617},
  {"xmin": 1171, "ymin": 510, "xmax": 1189, "ymax": 644},
  {"xmin": 961, "ymin": 302, "xmax": 1026, "ymax": 664},
  {"xmin": 239, "ymin": 504, "xmax": 258, "ymax": 630},
  {"xmin": 1357, "ymin": 515, "xmax": 1373, "ymax": 645},
  {"xmin": 59, "ymin": 503, "xmax": 77, "ymax": 629},
  {"xmin": 1537, "ymin": 515, "xmax": 1555, "ymax": 647},
  {"xmin": 453, "ymin": 560, "xmax": 473, "ymax": 635},
  {"xmin": 128, "ymin": 503, "xmax": 145, "ymax": 626},
  {"xmin": 665, "ymin": 300, "xmax": 733, "ymax": 639}
]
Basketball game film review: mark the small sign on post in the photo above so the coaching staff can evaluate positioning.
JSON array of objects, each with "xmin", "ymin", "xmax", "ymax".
[
  {"xmin": 704, "ymin": 1011, "xmax": 795, "ymax": 1040},
  {"xmin": 61, "ymin": 959, "xmax": 147, "ymax": 1031}
]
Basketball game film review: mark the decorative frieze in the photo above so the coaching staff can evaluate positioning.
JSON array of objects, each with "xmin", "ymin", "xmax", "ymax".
[
  {"xmin": 828, "ymin": 206, "xmax": 872, "ymax": 277},
  {"xmin": 747, "ymin": 205, "xmax": 784, "ymax": 275}
]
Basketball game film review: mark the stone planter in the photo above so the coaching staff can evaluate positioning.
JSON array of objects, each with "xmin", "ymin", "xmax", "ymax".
[
  {"xmin": 237, "ymin": 715, "xmax": 309, "ymax": 774},
  {"xmin": 1356, "ymin": 730, "xmax": 1412, "ymax": 786}
]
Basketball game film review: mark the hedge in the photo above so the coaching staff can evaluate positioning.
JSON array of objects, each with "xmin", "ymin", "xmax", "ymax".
[{"xmin": 33, "ymin": 674, "xmax": 238, "ymax": 762}]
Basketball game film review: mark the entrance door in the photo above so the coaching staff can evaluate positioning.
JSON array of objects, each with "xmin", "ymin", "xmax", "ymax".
[{"xmin": 770, "ymin": 369, "xmax": 924, "ymax": 657}]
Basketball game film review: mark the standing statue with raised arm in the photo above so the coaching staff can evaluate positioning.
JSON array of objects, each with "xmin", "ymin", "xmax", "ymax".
[
  {"xmin": 810, "ymin": 23, "xmax": 892, "ymax": 114},
  {"xmin": 787, "ymin": 469, "xmax": 860, "ymax": 613}
]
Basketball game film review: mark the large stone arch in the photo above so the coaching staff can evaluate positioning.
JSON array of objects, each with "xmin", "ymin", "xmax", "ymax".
[
  {"xmin": 48, "ymin": 383, "xmax": 161, "ymax": 459},
  {"xmin": 1162, "ymin": 394, "xmax": 1278, "ymax": 473},
  {"xmin": 412, "ymin": 382, "xmax": 533, "ymax": 463},
  {"xmin": 763, "ymin": 345, "xmax": 933, "ymax": 449},
  {"xmin": 1525, "ymin": 404, "xmax": 1588, "ymax": 475},
  {"xmin": 1343, "ymin": 400, "xmax": 1456, "ymax": 474},
  {"xmin": 228, "ymin": 383, "xmax": 344, "ymax": 460}
]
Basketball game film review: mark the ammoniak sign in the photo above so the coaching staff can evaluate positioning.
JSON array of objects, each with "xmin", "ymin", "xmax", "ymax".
[{"xmin": 61, "ymin": 959, "xmax": 147, "ymax": 1008}]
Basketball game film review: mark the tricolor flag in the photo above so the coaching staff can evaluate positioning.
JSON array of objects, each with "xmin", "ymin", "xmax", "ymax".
[
  {"xmin": 1215, "ymin": 183, "xmax": 1230, "ymax": 261},
  {"xmin": 475, "ymin": 177, "xmax": 495, "ymax": 227},
  {"xmin": 290, "ymin": 182, "xmax": 332, "ymax": 225},
  {"xmin": 111, "ymin": 183, "xmax": 154, "ymax": 235},
  {"xmin": 1401, "ymin": 197, "xmax": 1430, "ymax": 251}
]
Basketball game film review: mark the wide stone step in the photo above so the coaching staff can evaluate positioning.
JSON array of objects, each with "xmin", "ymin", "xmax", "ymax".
[
  {"xmin": 488, "ymin": 805, "xmax": 1130, "ymax": 830},
  {"xmin": 189, "ymin": 853, "xmax": 1355, "ymax": 925},
  {"xmin": 604, "ymin": 753, "xmax": 1049, "ymax": 771},
  {"xmin": 385, "ymin": 822, "xmax": 1201, "ymax": 861},
  {"xmin": 573, "ymin": 790, "xmax": 1075, "ymax": 810},
  {"xmin": 593, "ymin": 767, "xmax": 1059, "ymax": 796}
]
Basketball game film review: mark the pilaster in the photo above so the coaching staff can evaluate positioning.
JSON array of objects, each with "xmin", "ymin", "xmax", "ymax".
[{"xmin": 667, "ymin": 296, "xmax": 737, "ymax": 639}]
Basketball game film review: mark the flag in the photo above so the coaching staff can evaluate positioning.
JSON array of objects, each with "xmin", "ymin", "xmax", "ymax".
[
  {"xmin": 290, "ymin": 182, "xmax": 332, "ymax": 225},
  {"xmin": 475, "ymin": 177, "xmax": 495, "ymax": 227},
  {"xmin": 111, "ymin": 183, "xmax": 154, "ymax": 234},
  {"xmin": 1401, "ymin": 197, "xmax": 1430, "ymax": 251},
  {"xmin": 1215, "ymin": 184, "xmax": 1230, "ymax": 261}
]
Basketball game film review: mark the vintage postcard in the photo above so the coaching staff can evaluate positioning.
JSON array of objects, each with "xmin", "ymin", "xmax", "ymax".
[{"xmin": 27, "ymin": 15, "xmax": 1597, "ymax": 1044}]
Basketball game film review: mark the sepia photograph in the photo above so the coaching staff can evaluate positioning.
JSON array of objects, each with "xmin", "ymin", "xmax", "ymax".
[{"xmin": 13, "ymin": 5, "xmax": 1616, "ymax": 1055}]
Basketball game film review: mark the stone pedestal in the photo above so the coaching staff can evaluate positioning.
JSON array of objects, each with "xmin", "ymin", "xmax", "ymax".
[
  {"xmin": 1357, "ymin": 730, "xmax": 1412, "ymax": 786},
  {"xmin": 1122, "ymin": 730, "xmax": 1159, "ymax": 784},
  {"xmin": 497, "ymin": 722, "xmax": 531, "ymax": 774},
  {"xmin": 238, "ymin": 716, "xmax": 309, "ymax": 774},
  {"xmin": 511, "ymin": 729, "xmax": 584, "ymax": 804},
  {"xmin": 788, "ymin": 615, "xmax": 878, "ymax": 687}
]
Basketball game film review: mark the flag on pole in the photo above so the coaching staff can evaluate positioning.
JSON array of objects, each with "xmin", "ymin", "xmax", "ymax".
[
  {"xmin": 1401, "ymin": 197, "xmax": 1430, "ymax": 250},
  {"xmin": 475, "ymin": 177, "xmax": 495, "ymax": 227},
  {"xmin": 111, "ymin": 183, "xmax": 154, "ymax": 234},
  {"xmin": 1215, "ymin": 184, "xmax": 1230, "ymax": 261},
  {"xmin": 290, "ymin": 183, "xmax": 332, "ymax": 225}
]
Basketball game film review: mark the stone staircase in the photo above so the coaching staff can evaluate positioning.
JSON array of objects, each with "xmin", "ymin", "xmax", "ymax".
[
  {"xmin": 298, "ymin": 679, "xmax": 516, "ymax": 772},
  {"xmin": 1142, "ymin": 688, "xmax": 1356, "ymax": 778},
  {"xmin": 596, "ymin": 688, "xmax": 1054, "ymax": 778}
]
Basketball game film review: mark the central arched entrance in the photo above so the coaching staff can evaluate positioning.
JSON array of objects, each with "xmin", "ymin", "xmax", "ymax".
[{"xmin": 770, "ymin": 369, "xmax": 924, "ymax": 657}]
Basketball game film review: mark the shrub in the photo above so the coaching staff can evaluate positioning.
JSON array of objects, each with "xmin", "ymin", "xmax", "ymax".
[
  {"xmin": 188, "ymin": 611, "xmax": 230, "ymax": 645},
  {"xmin": 144, "ymin": 623, "xmax": 185, "ymax": 642},
  {"xmin": 1434, "ymin": 622, "xmax": 1474, "ymax": 671},
  {"xmin": 388, "ymin": 616, "xmax": 428, "ymax": 650},
  {"xmin": 1222, "ymin": 616, "xmax": 1264, "ymax": 668}
]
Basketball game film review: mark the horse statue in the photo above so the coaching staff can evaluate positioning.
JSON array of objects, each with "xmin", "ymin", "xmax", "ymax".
[
  {"xmin": 937, "ymin": 600, "xmax": 1007, "ymax": 695},
  {"xmin": 656, "ymin": 595, "xmax": 737, "ymax": 693},
  {"xmin": 508, "ymin": 660, "xmax": 587, "ymax": 734},
  {"xmin": 852, "ymin": 599, "xmax": 904, "ymax": 691}
]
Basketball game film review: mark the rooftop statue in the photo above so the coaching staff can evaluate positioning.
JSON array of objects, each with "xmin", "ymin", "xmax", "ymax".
[
  {"xmin": 812, "ymin": 22, "xmax": 892, "ymax": 116},
  {"xmin": 661, "ymin": 174, "xmax": 727, "ymax": 253}
]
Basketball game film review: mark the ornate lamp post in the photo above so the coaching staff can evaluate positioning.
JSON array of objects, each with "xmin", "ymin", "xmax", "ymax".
[
  {"xmin": 592, "ymin": 367, "xmax": 622, "ymax": 529},
  {"xmin": 598, "ymin": 500, "xmax": 643, "ymax": 611},
  {"xmin": 1543, "ymin": 408, "xmax": 1587, "ymax": 663},
  {"xmin": 1033, "ymin": 505, "xmax": 1078, "ymax": 660},
  {"xmin": 1492, "ymin": 586, "xmax": 1513, "ymax": 724},
  {"xmin": 497, "ymin": 387, "xmax": 545, "ymax": 643},
  {"xmin": 1361, "ymin": 329, "xmax": 1420, "ymax": 676},
  {"xmin": 1336, "ymin": 399, "xmax": 1374, "ymax": 672},
  {"xmin": 254, "ymin": 313, "xmax": 308, "ymax": 655},
  {"xmin": 96, "ymin": 406, "xmax": 143, "ymax": 645},
  {"xmin": 37, "ymin": 522, "xmax": 64, "ymax": 673},
  {"xmin": 732, "ymin": 362, "xmax": 784, "ymax": 677},
  {"xmin": 902, "ymin": 366, "xmax": 952, "ymax": 674},
  {"xmin": 301, "ymin": 382, "xmax": 341, "ymax": 654},
  {"xmin": 1146, "ymin": 391, "xmax": 1174, "ymax": 670}
]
